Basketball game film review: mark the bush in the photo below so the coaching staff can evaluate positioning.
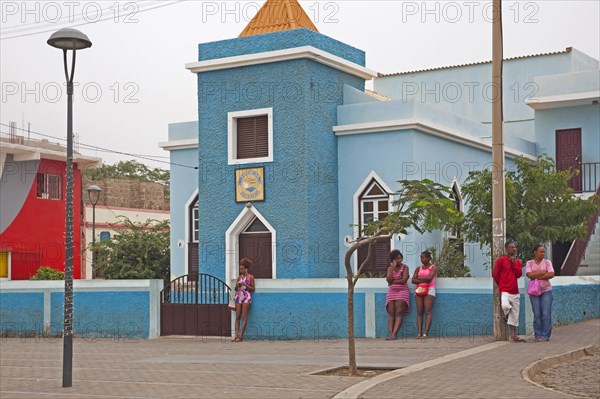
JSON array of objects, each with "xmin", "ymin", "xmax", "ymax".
[
  {"xmin": 30, "ymin": 266, "xmax": 64, "ymax": 280},
  {"xmin": 427, "ymin": 239, "xmax": 471, "ymax": 278}
]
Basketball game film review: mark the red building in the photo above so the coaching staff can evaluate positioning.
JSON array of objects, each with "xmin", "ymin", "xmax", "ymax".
[{"xmin": 0, "ymin": 133, "xmax": 100, "ymax": 280}]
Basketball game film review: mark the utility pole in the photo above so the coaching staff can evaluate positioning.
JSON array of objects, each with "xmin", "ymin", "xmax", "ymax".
[{"xmin": 491, "ymin": 0, "xmax": 508, "ymax": 341}]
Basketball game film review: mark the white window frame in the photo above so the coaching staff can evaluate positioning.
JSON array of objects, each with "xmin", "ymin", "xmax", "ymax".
[
  {"xmin": 447, "ymin": 180, "xmax": 463, "ymax": 239},
  {"xmin": 352, "ymin": 171, "xmax": 394, "ymax": 273},
  {"xmin": 227, "ymin": 107, "xmax": 273, "ymax": 165},
  {"xmin": 225, "ymin": 204, "xmax": 276, "ymax": 284},
  {"xmin": 183, "ymin": 190, "xmax": 199, "ymax": 276},
  {"xmin": 36, "ymin": 173, "xmax": 61, "ymax": 200}
]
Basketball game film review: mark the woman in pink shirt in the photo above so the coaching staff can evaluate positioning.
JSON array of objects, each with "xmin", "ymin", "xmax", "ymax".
[
  {"xmin": 525, "ymin": 244, "xmax": 555, "ymax": 342},
  {"xmin": 411, "ymin": 251, "xmax": 437, "ymax": 339}
]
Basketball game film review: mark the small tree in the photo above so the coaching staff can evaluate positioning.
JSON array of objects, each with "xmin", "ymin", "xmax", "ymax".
[
  {"xmin": 94, "ymin": 217, "xmax": 170, "ymax": 286},
  {"xmin": 344, "ymin": 179, "xmax": 462, "ymax": 375},
  {"xmin": 462, "ymin": 155, "xmax": 600, "ymax": 262}
]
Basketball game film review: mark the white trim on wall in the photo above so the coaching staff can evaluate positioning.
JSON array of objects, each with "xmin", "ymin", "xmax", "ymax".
[
  {"xmin": 227, "ymin": 108, "xmax": 274, "ymax": 165},
  {"xmin": 334, "ymin": 119, "xmax": 536, "ymax": 160},
  {"xmin": 186, "ymin": 46, "xmax": 377, "ymax": 80},
  {"xmin": 225, "ymin": 204, "xmax": 277, "ymax": 284},
  {"xmin": 525, "ymin": 91, "xmax": 600, "ymax": 110},
  {"xmin": 158, "ymin": 139, "xmax": 199, "ymax": 151}
]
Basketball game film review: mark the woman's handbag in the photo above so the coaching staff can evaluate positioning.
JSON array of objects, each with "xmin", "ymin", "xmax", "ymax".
[
  {"xmin": 415, "ymin": 283, "xmax": 429, "ymax": 297},
  {"xmin": 527, "ymin": 279, "xmax": 542, "ymax": 296},
  {"xmin": 228, "ymin": 296, "xmax": 236, "ymax": 311}
]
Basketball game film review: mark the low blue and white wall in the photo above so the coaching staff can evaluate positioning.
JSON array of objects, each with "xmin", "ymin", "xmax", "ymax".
[
  {"xmin": 0, "ymin": 280, "xmax": 162, "ymax": 339},
  {"xmin": 234, "ymin": 276, "xmax": 599, "ymax": 340}
]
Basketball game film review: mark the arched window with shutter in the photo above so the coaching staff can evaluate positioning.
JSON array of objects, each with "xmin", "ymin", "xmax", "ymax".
[{"xmin": 355, "ymin": 177, "xmax": 392, "ymax": 275}]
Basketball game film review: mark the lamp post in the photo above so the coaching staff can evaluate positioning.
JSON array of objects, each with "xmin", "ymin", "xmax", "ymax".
[
  {"xmin": 47, "ymin": 27, "xmax": 92, "ymax": 388},
  {"xmin": 86, "ymin": 185, "xmax": 102, "ymax": 279}
]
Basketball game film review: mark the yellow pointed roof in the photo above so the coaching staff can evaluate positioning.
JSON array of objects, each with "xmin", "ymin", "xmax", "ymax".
[{"xmin": 239, "ymin": 0, "xmax": 318, "ymax": 37}]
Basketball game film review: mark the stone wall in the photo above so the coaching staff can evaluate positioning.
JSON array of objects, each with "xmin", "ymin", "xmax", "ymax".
[{"xmin": 82, "ymin": 178, "xmax": 169, "ymax": 210}]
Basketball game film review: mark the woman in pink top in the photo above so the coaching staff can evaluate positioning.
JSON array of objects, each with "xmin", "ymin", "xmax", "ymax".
[
  {"xmin": 411, "ymin": 251, "xmax": 437, "ymax": 339},
  {"xmin": 385, "ymin": 250, "xmax": 410, "ymax": 340},
  {"xmin": 525, "ymin": 244, "xmax": 555, "ymax": 342},
  {"xmin": 233, "ymin": 258, "xmax": 255, "ymax": 342}
]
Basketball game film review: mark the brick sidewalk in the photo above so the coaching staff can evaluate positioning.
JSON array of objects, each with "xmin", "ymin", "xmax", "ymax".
[{"xmin": 1, "ymin": 319, "xmax": 598, "ymax": 399}]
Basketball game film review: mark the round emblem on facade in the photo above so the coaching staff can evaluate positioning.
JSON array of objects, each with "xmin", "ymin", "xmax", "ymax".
[{"xmin": 236, "ymin": 168, "xmax": 264, "ymax": 202}]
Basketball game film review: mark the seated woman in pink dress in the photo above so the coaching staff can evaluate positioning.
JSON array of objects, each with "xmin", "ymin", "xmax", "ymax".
[
  {"xmin": 385, "ymin": 250, "xmax": 410, "ymax": 340},
  {"xmin": 233, "ymin": 258, "xmax": 255, "ymax": 342}
]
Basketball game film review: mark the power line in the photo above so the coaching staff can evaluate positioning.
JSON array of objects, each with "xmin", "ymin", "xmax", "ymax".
[
  {"xmin": 0, "ymin": 123, "xmax": 198, "ymax": 170},
  {"xmin": 1, "ymin": 1, "xmax": 185, "ymax": 41},
  {"xmin": 1, "ymin": 1, "xmax": 163, "ymax": 32}
]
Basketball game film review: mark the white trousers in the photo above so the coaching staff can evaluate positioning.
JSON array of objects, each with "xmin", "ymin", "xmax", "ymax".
[{"xmin": 501, "ymin": 292, "xmax": 520, "ymax": 327}]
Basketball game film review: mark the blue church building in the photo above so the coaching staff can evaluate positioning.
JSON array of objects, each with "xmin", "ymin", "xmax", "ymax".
[{"xmin": 159, "ymin": 0, "xmax": 599, "ymax": 339}]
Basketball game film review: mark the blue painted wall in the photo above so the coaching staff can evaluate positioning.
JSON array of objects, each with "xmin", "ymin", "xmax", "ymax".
[
  {"xmin": 241, "ymin": 292, "xmax": 365, "ymax": 340},
  {"xmin": 49, "ymin": 291, "xmax": 150, "ymax": 338},
  {"xmin": 337, "ymin": 127, "xmax": 520, "ymax": 277},
  {"xmin": 196, "ymin": 30, "xmax": 365, "ymax": 280},
  {"xmin": 198, "ymin": 28, "xmax": 365, "ymax": 66},
  {"xmin": 1, "ymin": 280, "xmax": 162, "ymax": 339},
  {"xmin": 552, "ymin": 285, "xmax": 600, "ymax": 325},
  {"xmin": 167, "ymin": 121, "xmax": 199, "ymax": 279},
  {"xmin": 0, "ymin": 292, "xmax": 44, "ymax": 334},
  {"xmin": 373, "ymin": 50, "xmax": 598, "ymax": 141},
  {"xmin": 3, "ymin": 279, "xmax": 596, "ymax": 339},
  {"xmin": 535, "ymin": 104, "xmax": 600, "ymax": 164}
]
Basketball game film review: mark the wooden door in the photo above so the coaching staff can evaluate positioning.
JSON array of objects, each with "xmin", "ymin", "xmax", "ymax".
[
  {"xmin": 239, "ymin": 233, "xmax": 272, "ymax": 278},
  {"xmin": 556, "ymin": 129, "xmax": 582, "ymax": 192}
]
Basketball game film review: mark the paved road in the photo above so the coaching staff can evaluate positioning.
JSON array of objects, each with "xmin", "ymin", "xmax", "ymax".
[{"xmin": 1, "ymin": 319, "xmax": 598, "ymax": 398}]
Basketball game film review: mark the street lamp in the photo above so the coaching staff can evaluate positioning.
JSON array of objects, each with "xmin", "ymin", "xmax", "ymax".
[
  {"xmin": 86, "ymin": 185, "xmax": 102, "ymax": 279},
  {"xmin": 47, "ymin": 27, "xmax": 92, "ymax": 388}
]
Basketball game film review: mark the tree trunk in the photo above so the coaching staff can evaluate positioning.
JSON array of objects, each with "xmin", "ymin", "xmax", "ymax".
[{"xmin": 347, "ymin": 277, "xmax": 357, "ymax": 376}]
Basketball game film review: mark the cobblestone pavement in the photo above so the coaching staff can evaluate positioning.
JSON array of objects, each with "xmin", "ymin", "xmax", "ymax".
[
  {"xmin": 1, "ymin": 319, "xmax": 599, "ymax": 399},
  {"xmin": 536, "ymin": 350, "xmax": 600, "ymax": 398}
]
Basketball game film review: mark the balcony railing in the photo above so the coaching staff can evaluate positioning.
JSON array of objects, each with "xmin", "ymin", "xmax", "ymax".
[
  {"xmin": 560, "ymin": 183, "xmax": 600, "ymax": 276},
  {"xmin": 580, "ymin": 162, "xmax": 600, "ymax": 193}
]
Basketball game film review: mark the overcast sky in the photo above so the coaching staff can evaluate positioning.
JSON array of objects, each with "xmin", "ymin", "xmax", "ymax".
[{"xmin": 1, "ymin": 0, "xmax": 598, "ymax": 171}]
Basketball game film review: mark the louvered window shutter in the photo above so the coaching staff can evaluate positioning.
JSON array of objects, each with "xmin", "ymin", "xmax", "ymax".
[
  {"xmin": 357, "ymin": 240, "xmax": 391, "ymax": 274},
  {"xmin": 237, "ymin": 115, "xmax": 268, "ymax": 159}
]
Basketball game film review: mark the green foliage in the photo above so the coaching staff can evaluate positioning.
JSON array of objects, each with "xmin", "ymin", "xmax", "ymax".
[
  {"xmin": 94, "ymin": 217, "xmax": 170, "ymax": 286},
  {"xmin": 462, "ymin": 155, "xmax": 600, "ymax": 261},
  {"xmin": 426, "ymin": 239, "xmax": 471, "ymax": 277},
  {"xmin": 347, "ymin": 179, "xmax": 463, "ymax": 279},
  {"xmin": 30, "ymin": 266, "xmax": 64, "ymax": 280},
  {"xmin": 84, "ymin": 160, "xmax": 170, "ymax": 186}
]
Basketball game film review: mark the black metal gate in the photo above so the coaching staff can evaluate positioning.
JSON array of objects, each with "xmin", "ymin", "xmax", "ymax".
[{"xmin": 160, "ymin": 273, "xmax": 232, "ymax": 336}]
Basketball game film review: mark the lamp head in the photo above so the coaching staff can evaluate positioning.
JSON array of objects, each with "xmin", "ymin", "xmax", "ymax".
[
  {"xmin": 47, "ymin": 28, "xmax": 92, "ymax": 50},
  {"xmin": 86, "ymin": 185, "xmax": 102, "ymax": 205}
]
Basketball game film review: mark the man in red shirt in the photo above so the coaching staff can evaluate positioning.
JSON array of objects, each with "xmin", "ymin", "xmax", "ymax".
[{"xmin": 493, "ymin": 241, "xmax": 526, "ymax": 342}]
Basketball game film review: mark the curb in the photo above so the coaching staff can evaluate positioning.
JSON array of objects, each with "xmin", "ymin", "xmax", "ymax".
[
  {"xmin": 521, "ymin": 345, "xmax": 599, "ymax": 397},
  {"xmin": 333, "ymin": 341, "xmax": 508, "ymax": 399}
]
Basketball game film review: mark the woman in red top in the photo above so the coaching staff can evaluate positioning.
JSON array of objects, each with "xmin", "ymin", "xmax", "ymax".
[{"xmin": 411, "ymin": 251, "xmax": 437, "ymax": 339}]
